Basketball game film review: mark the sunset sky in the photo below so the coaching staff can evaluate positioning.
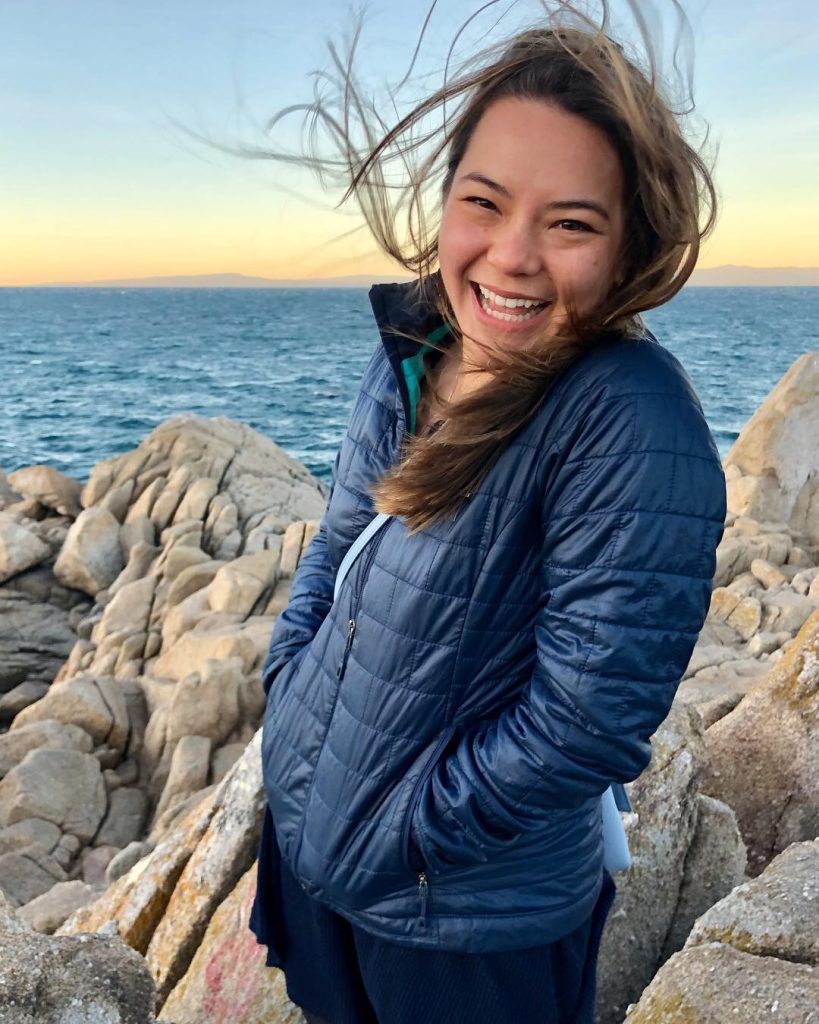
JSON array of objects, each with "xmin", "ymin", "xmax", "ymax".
[{"xmin": 2, "ymin": 0, "xmax": 817, "ymax": 286}]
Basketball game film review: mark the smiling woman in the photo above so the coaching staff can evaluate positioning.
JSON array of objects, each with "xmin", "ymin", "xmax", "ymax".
[{"xmin": 249, "ymin": 4, "xmax": 726, "ymax": 1024}]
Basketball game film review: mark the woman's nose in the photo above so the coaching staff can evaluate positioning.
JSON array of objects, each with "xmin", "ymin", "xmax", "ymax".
[{"xmin": 486, "ymin": 220, "xmax": 544, "ymax": 277}]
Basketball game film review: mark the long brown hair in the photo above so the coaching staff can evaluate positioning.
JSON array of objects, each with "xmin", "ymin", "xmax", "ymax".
[{"xmin": 265, "ymin": 2, "xmax": 717, "ymax": 531}]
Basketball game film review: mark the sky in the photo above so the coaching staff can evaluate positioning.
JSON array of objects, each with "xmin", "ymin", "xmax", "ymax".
[{"xmin": 1, "ymin": 0, "xmax": 818, "ymax": 286}]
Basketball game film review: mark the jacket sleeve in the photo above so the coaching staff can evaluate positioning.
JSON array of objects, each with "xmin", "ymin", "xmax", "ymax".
[
  {"xmin": 411, "ymin": 382, "xmax": 727, "ymax": 873},
  {"xmin": 261, "ymin": 452, "xmax": 339, "ymax": 695}
]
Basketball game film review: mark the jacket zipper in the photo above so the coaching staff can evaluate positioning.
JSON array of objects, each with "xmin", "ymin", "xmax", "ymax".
[
  {"xmin": 336, "ymin": 522, "xmax": 388, "ymax": 681},
  {"xmin": 399, "ymin": 724, "xmax": 457, "ymax": 928}
]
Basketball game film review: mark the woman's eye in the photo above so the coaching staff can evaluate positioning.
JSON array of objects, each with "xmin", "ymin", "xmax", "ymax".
[
  {"xmin": 464, "ymin": 196, "xmax": 496, "ymax": 211},
  {"xmin": 556, "ymin": 219, "xmax": 593, "ymax": 233}
]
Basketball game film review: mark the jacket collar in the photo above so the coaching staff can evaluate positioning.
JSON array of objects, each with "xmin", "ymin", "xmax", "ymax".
[{"xmin": 368, "ymin": 273, "xmax": 452, "ymax": 428}]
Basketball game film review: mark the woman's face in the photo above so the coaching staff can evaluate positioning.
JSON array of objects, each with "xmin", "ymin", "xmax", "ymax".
[{"xmin": 438, "ymin": 96, "xmax": 626, "ymax": 363}]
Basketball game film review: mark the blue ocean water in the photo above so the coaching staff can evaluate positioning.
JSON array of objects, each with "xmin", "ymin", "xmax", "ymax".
[{"xmin": 1, "ymin": 287, "xmax": 817, "ymax": 484}]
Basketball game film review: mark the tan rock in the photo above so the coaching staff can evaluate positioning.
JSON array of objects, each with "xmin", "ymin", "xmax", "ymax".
[
  {"xmin": 749, "ymin": 556, "xmax": 788, "ymax": 589},
  {"xmin": 686, "ymin": 839, "xmax": 818, "ymax": 964},
  {"xmin": 0, "ymin": 747, "xmax": 106, "ymax": 842},
  {"xmin": 145, "ymin": 730, "xmax": 265, "ymax": 1005},
  {"xmin": 93, "ymin": 575, "xmax": 157, "ymax": 645},
  {"xmin": 165, "ymin": 660, "xmax": 242, "ymax": 746},
  {"xmin": 119, "ymin": 514, "xmax": 156, "ymax": 558},
  {"xmin": 0, "ymin": 818, "xmax": 61, "ymax": 857},
  {"xmin": 706, "ymin": 586, "xmax": 739, "ymax": 622},
  {"xmin": 160, "ymin": 543, "xmax": 212, "ymax": 581},
  {"xmin": 54, "ymin": 506, "xmax": 124, "ymax": 596},
  {"xmin": 723, "ymin": 351, "xmax": 819, "ymax": 542},
  {"xmin": 153, "ymin": 626, "xmax": 256, "ymax": 681},
  {"xmin": 166, "ymin": 559, "xmax": 224, "ymax": 607},
  {"xmin": 278, "ymin": 520, "xmax": 305, "ymax": 579},
  {"xmin": 725, "ymin": 594, "xmax": 762, "ymax": 640},
  {"xmin": 160, "ymin": 586, "xmax": 212, "ymax": 649},
  {"xmin": 760, "ymin": 588, "xmax": 816, "ymax": 634},
  {"xmin": 701, "ymin": 609, "xmax": 819, "ymax": 875},
  {"xmin": 622, "ymin": 941, "xmax": 819, "ymax": 1023},
  {"xmin": 7, "ymin": 465, "xmax": 82, "ymax": 518},
  {"xmin": 14, "ymin": 674, "xmax": 129, "ymax": 753},
  {"xmin": 95, "ymin": 787, "xmax": 149, "ymax": 849},
  {"xmin": 209, "ymin": 742, "xmax": 245, "ymax": 784},
  {"xmin": 161, "ymin": 866, "xmax": 303, "ymax": 1024},
  {"xmin": 58, "ymin": 786, "xmax": 220, "ymax": 953},
  {"xmin": 0, "ymin": 846, "xmax": 68, "ymax": 907},
  {"xmin": 596, "ymin": 706, "xmax": 706, "ymax": 1024},
  {"xmin": 100, "ymin": 479, "xmax": 136, "ymax": 521},
  {"xmin": 154, "ymin": 736, "xmax": 212, "ymax": 822},
  {"xmin": 173, "ymin": 475, "xmax": 219, "ymax": 524},
  {"xmin": 661, "ymin": 794, "xmax": 747, "ymax": 956},
  {"xmin": 0, "ymin": 512, "xmax": 52, "ymax": 584},
  {"xmin": 209, "ymin": 551, "xmax": 280, "ymax": 617},
  {"xmin": 0, "ymin": 719, "xmax": 93, "ymax": 780},
  {"xmin": 18, "ymin": 879, "xmax": 96, "ymax": 934},
  {"xmin": 0, "ymin": 679, "xmax": 49, "ymax": 722}
]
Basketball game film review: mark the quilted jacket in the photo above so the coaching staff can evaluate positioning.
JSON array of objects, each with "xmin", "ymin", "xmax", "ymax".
[{"xmin": 258, "ymin": 278, "xmax": 726, "ymax": 953}]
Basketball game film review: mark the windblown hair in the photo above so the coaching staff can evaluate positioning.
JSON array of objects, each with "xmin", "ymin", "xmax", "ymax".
[{"xmin": 266, "ymin": 1, "xmax": 717, "ymax": 531}]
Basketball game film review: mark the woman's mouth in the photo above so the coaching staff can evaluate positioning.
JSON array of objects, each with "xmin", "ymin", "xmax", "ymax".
[{"xmin": 471, "ymin": 282, "xmax": 552, "ymax": 326}]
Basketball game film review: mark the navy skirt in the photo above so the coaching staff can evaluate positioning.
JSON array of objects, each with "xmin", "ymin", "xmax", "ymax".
[{"xmin": 250, "ymin": 808, "xmax": 617, "ymax": 1024}]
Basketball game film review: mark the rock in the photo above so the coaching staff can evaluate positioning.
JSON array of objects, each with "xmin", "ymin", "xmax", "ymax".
[
  {"xmin": 747, "ymin": 629, "xmax": 788, "ymax": 656},
  {"xmin": 161, "ymin": 544, "xmax": 212, "ymax": 581},
  {"xmin": 59, "ymin": 787, "xmax": 220, "ymax": 954},
  {"xmin": 725, "ymin": 594, "xmax": 762, "ymax": 640},
  {"xmin": 706, "ymin": 586, "xmax": 739, "ymax": 621},
  {"xmin": 166, "ymin": 559, "xmax": 224, "ymax": 607},
  {"xmin": 95, "ymin": 787, "xmax": 149, "ymax": 849},
  {"xmin": 154, "ymin": 736, "xmax": 212, "ymax": 822},
  {"xmin": 161, "ymin": 866, "xmax": 303, "ymax": 1024},
  {"xmin": 595, "ymin": 706, "xmax": 705, "ymax": 1024},
  {"xmin": 145, "ymin": 731, "xmax": 266, "ymax": 1005},
  {"xmin": 6, "ymin": 465, "xmax": 83, "ymax": 518},
  {"xmin": 0, "ymin": 719, "xmax": 93, "ymax": 779},
  {"xmin": 173, "ymin": 475, "xmax": 219, "ymax": 524},
  {"xmin": 723, "ymin": 351, "xmax": 819, "ymax": 543},
  {"xmin": 701, "ymin": 609, "xmax": 819, "ymax": 875},
  {"xmin": 0, "ymin": 889, "xmax": 29, "ymax": 932},
  {"xmin": 54, "ymin": 505, "xmax": 124, "ymax": 596},
  {"xmin": 165, "ymin": 660, "xmax": 243, "ymax": 748},
  {"xmin": 17, "ymin": 879, "xmax": 96, "ymax": 934},
  {"xmin": 209, "ymin": 550, "xmax": 280, "ymax": 617},
  {"xmin": 686, "ymin": 839, "xmax": 819, "ymax": 965},
  {"xmin": 760, "ymin": 587, "xmax": 816, "ymax": 634},
  {"xmin": 92, "ymin": 575, "xmax": 156, "ymax": 645},
  {"xmin": 159, "ymin": 586, "xmax": 211, "ymax": 649},
  {"xmin": 0, "ymin": 588, "xmax": 81, "ymax": 692},
  {"xmin": 0, "ymin": 747, "xmax": 106, "ymax": 843},
  {"xmin": 210, "ymin": 742, "xmax": 246, "ymax": 784},
  {"xmin": 0, "ymin": 927, "xmax": 158, "ymax": 1023},
  {"xmin": 106, "ymin": 841, "xmax": 154, "ymax": 885},
  {"xmin": 108, "ymin": 541, "xmax": 160, "ymax": 597},
  {"xmin": 278, "ymin": 520, "xmax": 305, "ymax": 579},
  {"xmin": 622, "ymin": 941, "xmax": 819, "ymax": 1023},
  {"xmin": 148, "ymin": 787, "xmax": 216, "ymax": 847},
  {"xmin": 750, "ymin": 557, "xmax": 789, "ymax": 589},
  {"xmin": 153, "ymin": 627, "xmax": 257, "ymax": 681},
  {"xmin": 14, "ymin": 674, "xmax": 130, "ymax": 754},
  {"xmin": 0, "ymin": 817, "xmax": 61, "ymax": 857},
  {"xmin": 101, "ymin": 479, "xmax": 136, "ymax": 521},
  {"xmin": 674, "ymin": 662, "xmax": 764, "ymax": 730},
  {"xmin": 0, "ymin": 511, "xmax": 52, "ymax": 583},
  {"xmin": 682, "ymin": 643, "xmax": 744, "ymax": 679},
  {"xmin": 0, "ymin": 846, "xmax": 68, "ymax": 907},
  {"xmin": 0, "ymin": 679, "xmax": 49, "ymax": 722},
  {"xmin": 81, "ymin": 844, "xmax": 121, "ymax": 887},
  {"xmin": 661, "ymin": 794, "xmax": 747, "ymax": 956}
]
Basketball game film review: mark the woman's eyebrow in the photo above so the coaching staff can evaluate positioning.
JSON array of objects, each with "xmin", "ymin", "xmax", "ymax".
[{"xmin": 458, "ymin": 172, "xmax": 610, "ymax": 222}]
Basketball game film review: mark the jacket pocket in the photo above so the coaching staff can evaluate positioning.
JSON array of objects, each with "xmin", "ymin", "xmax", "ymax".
[{"xmin": 400, "ymin": 724, "xmax": 458, "ymax": 875}]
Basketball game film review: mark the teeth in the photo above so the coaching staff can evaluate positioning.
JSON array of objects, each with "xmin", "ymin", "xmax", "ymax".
[{"xmin": 477, "ymin": 283, "xmax": 549, "ymax": 320}]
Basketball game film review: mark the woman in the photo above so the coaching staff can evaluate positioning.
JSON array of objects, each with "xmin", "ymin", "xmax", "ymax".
[{"xmin": 250, "ymin": 6, "xmax": 726, "ymax": 1023}]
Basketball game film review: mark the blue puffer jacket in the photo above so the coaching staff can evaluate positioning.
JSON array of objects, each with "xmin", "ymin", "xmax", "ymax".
[{"xmin": 259, "ymin": 278, "xmax": 726, "ymax": 953}]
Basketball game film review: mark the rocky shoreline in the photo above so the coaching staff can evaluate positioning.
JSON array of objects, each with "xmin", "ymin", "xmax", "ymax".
[{"xmin": 0, "ymin": 354, "xmax": 817, "ymax": 1023}]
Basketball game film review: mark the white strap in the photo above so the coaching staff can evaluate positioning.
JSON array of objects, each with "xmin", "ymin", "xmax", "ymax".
[
  {"xmin": 334, "ymin": 513, "xmax": 392, "ymax": 602},
  {"xmin": 601, "ymin": 785, "xmax": 632, "ymax": 872}
]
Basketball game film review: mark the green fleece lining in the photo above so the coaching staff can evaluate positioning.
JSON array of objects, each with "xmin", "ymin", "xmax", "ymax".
[{"xmin": 400, "ymin": 324, "xmax": 451, "ymax": 435}]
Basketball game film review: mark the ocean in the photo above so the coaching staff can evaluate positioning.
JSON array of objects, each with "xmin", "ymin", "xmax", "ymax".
[{"xmin": 2, "ymin": 286, "xmax": 817, "ymax": 485}]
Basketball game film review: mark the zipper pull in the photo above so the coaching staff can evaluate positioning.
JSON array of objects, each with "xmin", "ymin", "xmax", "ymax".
[
  {"xmin": 337, "ymin": 619, "xmax": 356, "ymax": 679},
  {"xmin": 418, "ymin": 871, "xmax": 429, "ymax": 928}
]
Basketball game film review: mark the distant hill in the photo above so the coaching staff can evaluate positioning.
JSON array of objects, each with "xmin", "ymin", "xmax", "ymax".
[
  {"xmin": 688, "ymin": 265, "xmax": 819, "ymax": 286},
  {"xmin": 37, "ymin": 272, "xmax": 413, "ymax": 289},
  {"xmin": 32, "ymin": 266, "xmax": 819, "ymax": 288}
]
